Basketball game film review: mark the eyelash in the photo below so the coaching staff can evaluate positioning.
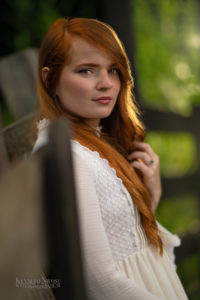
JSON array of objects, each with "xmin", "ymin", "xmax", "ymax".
[
  {"xmin": 78, "ymin": 69, "xmax": 93, "ymax": 74},
  {"xmin": 78, "ymin": 68, "xmax": 119, "ymax": 75}
]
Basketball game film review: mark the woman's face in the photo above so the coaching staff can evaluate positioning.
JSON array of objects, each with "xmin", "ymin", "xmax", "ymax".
[{"xmin": 56, "ymin": 37, "xmax": 121, "ymax": 127}]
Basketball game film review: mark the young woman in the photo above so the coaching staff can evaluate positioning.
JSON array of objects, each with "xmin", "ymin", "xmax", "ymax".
[{"xmin": 33, "ymin": 17, "xmax": 188, "ymax": 299}]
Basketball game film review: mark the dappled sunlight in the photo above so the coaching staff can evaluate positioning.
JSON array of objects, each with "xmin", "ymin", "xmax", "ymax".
[
  {"xmin": 175, "ymin": 62, "xmax": 191, "ymax": 80},
  {"xmin": 158, "ymin": 79, "xmax": 192, "ymax": 114},
  {"xmin": 188, "ymin": 34, "xmax": 200, "ymax": 48}
]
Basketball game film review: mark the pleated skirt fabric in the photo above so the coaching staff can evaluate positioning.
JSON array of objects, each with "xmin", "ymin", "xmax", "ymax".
[{"xmin": 116, "ymin": 246, "xmax": 188, "ymax": 300}]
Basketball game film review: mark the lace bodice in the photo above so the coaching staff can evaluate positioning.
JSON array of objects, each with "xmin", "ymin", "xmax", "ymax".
[{"xmin": 72, "ymin": 140, "xmax": 147, "ymax": 261}]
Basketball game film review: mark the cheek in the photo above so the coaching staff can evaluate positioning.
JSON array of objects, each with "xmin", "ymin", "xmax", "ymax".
[
  {"xmin": 115, "ymin": 79, "xmax": 121, "ymax": 96},
  {"xmin": 58, "ymin": 76, "xmax": 92, "ymax": 98}
]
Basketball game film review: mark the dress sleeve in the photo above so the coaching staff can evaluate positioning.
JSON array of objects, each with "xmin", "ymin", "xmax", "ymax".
[
  {"xmin": 73, "ymin": 151, "xmax": 163, "ymax": 300},
  {"xmin": 157, "ymin": 222, "xmax": 181, "ymax": 269}
]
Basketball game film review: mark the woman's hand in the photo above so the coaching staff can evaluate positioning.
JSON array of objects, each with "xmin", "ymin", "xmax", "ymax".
[{"xmin": 127, "ymin": 141, "xmax": 162, "ymax": 212}]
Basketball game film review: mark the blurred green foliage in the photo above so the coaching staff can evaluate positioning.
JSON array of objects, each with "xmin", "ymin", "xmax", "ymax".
[
  {"xmin": 156, "ymin": 194, "xmax": 199, "ymax": 234},
  {"xmin": 146, "ymin": 132, "xmax": 197, "ymax": 177},
  {"xmin": 178, "ymin": 253, "xmax": 200, "ymax": 299},
  {"xmin": 0, "ymin": 0, "xmax": 58, "ymax": 56},
  {"xmin": 0, "ymin": 0, "xmax": 96, "ymax": 57},
  {"xmin": 132, "ymin": 0, "xmax": 200, "ymax": 115}
]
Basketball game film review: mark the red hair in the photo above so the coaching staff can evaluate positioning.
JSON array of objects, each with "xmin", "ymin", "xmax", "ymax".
[{"xmin": 38, "ymin": 17, "xmax": 163, "ymax": 254}]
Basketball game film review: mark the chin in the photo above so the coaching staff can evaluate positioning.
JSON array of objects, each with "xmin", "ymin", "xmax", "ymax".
[
  {"xmin": 85, "ymin": 108, "xmax": 114, "ymax": 121},
  {"xmin": 98, "ymin": 108, "xmax": 114, "ymax": 118}
]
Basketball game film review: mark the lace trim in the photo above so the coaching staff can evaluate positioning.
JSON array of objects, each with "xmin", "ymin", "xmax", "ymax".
[
  {"xmin": 95, "ymin": 125, "xmax": 102, "ymax": 137},
  {"xmin": 72, "ymin": 140, "xmax": 123, "ymax": 185}
]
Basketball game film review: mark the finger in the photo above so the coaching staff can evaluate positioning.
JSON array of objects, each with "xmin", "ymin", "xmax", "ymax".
[
  {"xmin": 131, "ymin": 160, "xmax": 151, "ymax": 175},
  {"xmin": 133, "ymin": 141, "xmax": 155, "ymax": 158},
  {"xmin": 128, "ymin": 151, "xmax": 152, "ymax": 166}
]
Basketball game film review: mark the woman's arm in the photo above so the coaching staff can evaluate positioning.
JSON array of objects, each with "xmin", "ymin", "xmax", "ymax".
[{"xmin": 73, "ymin": 151, "xmax": 162, "ymax": 300}]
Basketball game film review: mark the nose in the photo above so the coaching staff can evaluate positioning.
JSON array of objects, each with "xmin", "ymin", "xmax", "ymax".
[{"xmin": 96, "ymin": 70, "xmax": 113, "ymax": 90}]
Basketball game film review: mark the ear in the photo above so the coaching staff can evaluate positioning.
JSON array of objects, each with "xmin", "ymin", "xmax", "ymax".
[{"xmin": 41, "ymin": 67, "xmax": 50, "ymax": 88}]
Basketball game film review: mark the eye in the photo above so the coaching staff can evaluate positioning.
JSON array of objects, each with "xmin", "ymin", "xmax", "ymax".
[
  {"xmin": 78, "ymin": 68, "xmax": 94, "ymax": 75},
  {"xmin": 109, "ymin": 68, "xmax": 119, "ymax": 75}
]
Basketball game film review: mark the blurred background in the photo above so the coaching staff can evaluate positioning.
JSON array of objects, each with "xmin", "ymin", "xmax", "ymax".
[{"xmin": 0, "ymin": 0, "xmax": 199, "ymax": 299}]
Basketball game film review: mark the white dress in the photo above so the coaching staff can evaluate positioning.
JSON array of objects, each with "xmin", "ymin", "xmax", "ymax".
[{"xmin": 33, "ymin": 119, "xmax": 188, "ymax": 300}]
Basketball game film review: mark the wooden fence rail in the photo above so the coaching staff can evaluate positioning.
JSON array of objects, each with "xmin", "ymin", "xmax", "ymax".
[{"xmin": 0, "ymin": 118, "xmax": 87, "ymax": 300}]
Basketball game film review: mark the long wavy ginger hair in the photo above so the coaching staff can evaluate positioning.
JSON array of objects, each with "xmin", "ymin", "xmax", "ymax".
[{"xmin": 38, "ymin": 17, "xmax": 163, "ymax": 254}]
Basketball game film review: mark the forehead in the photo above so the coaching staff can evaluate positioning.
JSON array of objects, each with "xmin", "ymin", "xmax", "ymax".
[{"xmin": 68, "ymin": 37, "xmax": 115, "ymax": 65}]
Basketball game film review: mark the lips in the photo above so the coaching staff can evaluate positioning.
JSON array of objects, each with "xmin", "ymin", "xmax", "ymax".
[{"xmin": 93, "ymin": 96, "xmax": 112, "ymax": 104}]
